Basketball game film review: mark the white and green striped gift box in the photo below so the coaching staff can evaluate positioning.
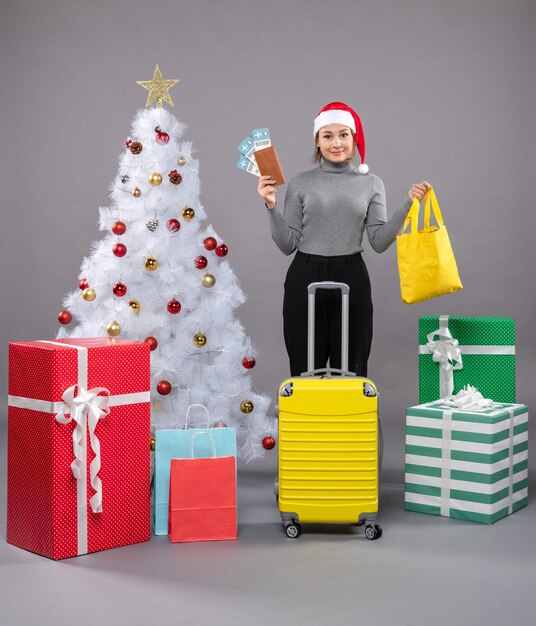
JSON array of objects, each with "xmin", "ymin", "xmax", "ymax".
[{"xmin": 405, "ymin": 401, "xmax": 528, "ymax": 524}]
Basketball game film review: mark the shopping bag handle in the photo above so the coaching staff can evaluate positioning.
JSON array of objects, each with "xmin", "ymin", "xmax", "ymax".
[
  {"xmin": 402, "ymin": 187, "xmax": 444, "ymax": 234},
  {"xmin": 402, "ymin": 198, "xmax": 420, "ymax": 234},
  {"xmin": 423, "ymin": 187, "xmax": 444, "ymax": 229},
  {"xmin": 185, "ymin": 403, "xmax": 211, "ymax": 430},
  {"xmin": 190, "ymin": 431, "xmax": 217, "ymax": 458}
]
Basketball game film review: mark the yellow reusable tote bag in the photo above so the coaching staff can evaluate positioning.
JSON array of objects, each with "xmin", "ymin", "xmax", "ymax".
[{"xmin": 396, "ymin": 188, "xmax": 462, "ymax": 304}]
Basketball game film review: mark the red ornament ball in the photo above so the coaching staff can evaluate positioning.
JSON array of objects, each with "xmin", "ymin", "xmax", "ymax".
[
  {"xmin": 242, "ymin": 356, "xmax": 256, "ymax": 369},
  {"xmin": 157, "ymin": 380, "xmax": 172, "ymax": 395},
  {"xmin": 194, "ymin": 255, "xmax": 208, "ymax": 269},
  {"xmin": 112, "ymin": 221, "xmax": 127, "ymax": 236},
  {"xmin": 166, "ymin": 218, "xmax": 181, "ymax": 233},
  {"xmin": 262, "ymin": 436, "xmax": 276, "ymax": 450},
  {"xmin": 167, "ymin": 299, "xmax": 182, "ymax": 314},
  {"xmin": 112, "ymin": 282, "xmax": 127, "ymax": 297},
  {"xmin": 144, "ymin": 336, "xmax": 158, "ymax": 351},
  {"xmin": 215, "ymin": 244, "xmax": 228, "ymax": 257},
  {"xmin": 156, "ymin": 131, "xmax": 170, "ymax": 145},
  {"xmin": 58, "ymin": 310, "xmax": 72, "ymax": 325},
  {"xmin": 113, "ymin": 243, "xmax": 127, "ymax": 257},
  {"xmin": 203, "ymin": 237, "xmax": 217, "ymax": 251},
  {"xmin": 79, "ymin": 278, "xmax": 89, "ymax": 290}
]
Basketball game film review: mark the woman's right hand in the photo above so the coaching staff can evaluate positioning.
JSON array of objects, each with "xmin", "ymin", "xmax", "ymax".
[
  {"xmin": 408, "ymin": 181, "xmax": 432, "ymax": 201},
  {"xmin": 258, "ymin": 175, "xmax": 278, "ymax": 209}
]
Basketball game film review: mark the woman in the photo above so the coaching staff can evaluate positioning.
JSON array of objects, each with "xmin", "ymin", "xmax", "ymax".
[{"xmin": 258, "ymin": 101, "xmax": 430, "ymax": 377}]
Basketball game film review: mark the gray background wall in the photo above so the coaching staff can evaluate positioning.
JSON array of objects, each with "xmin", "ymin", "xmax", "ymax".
[{"xmin": 1, "ymin": 0, "xmax": 535, "ymax": 473}]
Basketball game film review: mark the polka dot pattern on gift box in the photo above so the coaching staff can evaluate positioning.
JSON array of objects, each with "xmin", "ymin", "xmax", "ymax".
[
  {"xmin": 418, "ymin": 316, "xmax": 515, "ymax": 346},
  {"xmin": 7, "ymin": 407, "xmax": 60, "ymax": 558},
  {"xmin": 419, "ymin": 356, "xmax": 516, "ymax": 404},
  {"xmin": 418, "ymin": 317, "xmax": 516, "ymax": 405},
  {"xmin": 87, "ymin": 403, "xmax": 151, "ymax": 553},
  {"xmin": 8, "ymin": 341, "xmax": 78, "ymax": 401}
]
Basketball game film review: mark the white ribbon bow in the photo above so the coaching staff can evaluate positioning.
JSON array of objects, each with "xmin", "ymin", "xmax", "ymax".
[
  {"xmin": 442, "ymin": 385, "xmax": 493, "ymax": 411},
  {"xmin": 426, "ymin": 321, "xmax": 463, "ymax": 398},
  {"xmin": 55, "ymin": 384, "xmax": 111, "ymax": 513}
]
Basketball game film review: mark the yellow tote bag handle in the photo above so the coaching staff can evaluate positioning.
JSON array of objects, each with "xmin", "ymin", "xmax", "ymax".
[
  {"xmin": 402, "ymin": 197, "xmax": 420, "ymax": 234},
  {"xmin": 402, "ymin": 187, "xmax": 444, "ymax": 234},
  {"xmin": 423, "ymin": 187, "xmax": 444, "ymax": 229}
]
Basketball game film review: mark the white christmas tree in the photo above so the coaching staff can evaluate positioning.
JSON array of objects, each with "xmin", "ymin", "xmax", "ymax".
[{"xmin": 57, "ymin": 66, "xmax": 275, "ymax": 461}]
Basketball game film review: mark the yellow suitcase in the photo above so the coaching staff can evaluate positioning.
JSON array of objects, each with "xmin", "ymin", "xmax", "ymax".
[{"xmin": 277, "ymin": 282, "xmax": 382, "ymax": 540}]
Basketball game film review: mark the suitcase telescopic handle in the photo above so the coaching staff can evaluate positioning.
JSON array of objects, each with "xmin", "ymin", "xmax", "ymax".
[
  {"xmin": 306, "ymin": 281, "xmax": 350, "ymax": 374},
  {"xmin": 301, "ymin": 368, "xmax": 356, "ymax": 378}
]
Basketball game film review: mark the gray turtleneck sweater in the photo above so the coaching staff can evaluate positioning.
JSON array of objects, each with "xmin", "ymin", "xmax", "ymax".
[{"xmin": 267, "ymin": 159, "xmax": 413, "ymax": 256}]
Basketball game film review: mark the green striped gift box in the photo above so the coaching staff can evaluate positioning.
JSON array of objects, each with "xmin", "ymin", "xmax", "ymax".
[
  {"xmin": 419, "ymin": 316, "xmax": 516, "ymax": 404},
  {"xmin": 405, "ymin": 401, "xmax": 528, "ymax": 524}
]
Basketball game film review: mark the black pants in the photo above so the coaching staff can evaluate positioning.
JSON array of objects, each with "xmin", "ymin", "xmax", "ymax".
[{"xmin": 283, "ymin": 251, "xmax": 373, "ymax": 377}]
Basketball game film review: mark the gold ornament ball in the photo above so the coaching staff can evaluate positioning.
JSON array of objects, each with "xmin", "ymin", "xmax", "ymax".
[
  {"xmin": 128, "ymin": 300, "xmax": 141, "ymax": 313},
  {"xmin": 240, "ymin": 400, "xmax": 254, "ymax": 414},
  {"xmin": 106, "ymin": 320, "xmax": 121, "ymax": 337},
  {"xmin": 150, "ymin": 434, "xmax": 156, "ymax": 452},
  {"xmin": 132, "ymin": 187, "xmax": 142, "ymax": 198},
  {"xmin": 194, "ymin": 333, "xmax": 207, "ymax": 347},
  {"xmin": 148, "ymin": 172, "xmax": 162, "ymax": 186},
  {"xmin": 82, "ymin": 288, "xmax": 96, "ymax": 301},
  {"xmin": 178, "ymin": 155, "xmax": 187, "ymax": 167},
  {"xmin": 181, "ymin": 207, "xmax": 195, "ymax": 221},
  {"xmin": 201, "ymin": 273, "xmax": 216, "ymax": 288},
  {"xmin": 145, "ymin": 257, "xmax": 158, "ymax": 271}
]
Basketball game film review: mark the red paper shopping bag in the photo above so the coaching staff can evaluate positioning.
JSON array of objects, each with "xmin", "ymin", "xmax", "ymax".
[{"xmin": 168, "ymin": 432, "xmax": 237, "ymax": 542}]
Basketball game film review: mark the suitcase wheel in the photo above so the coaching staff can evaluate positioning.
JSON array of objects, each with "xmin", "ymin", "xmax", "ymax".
[
  {"xmin": 285, "ymin": 522, "xmax": 301, "ymax": 539},
  {"xmin": 365, "ymin": 523, "xmax": 382, "ymax": 540}
]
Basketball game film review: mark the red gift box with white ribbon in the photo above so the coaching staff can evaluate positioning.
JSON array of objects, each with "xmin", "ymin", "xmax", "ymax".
[{"xmin": 7, "ymin": 338, "xmax": 151, "ymax": 560}]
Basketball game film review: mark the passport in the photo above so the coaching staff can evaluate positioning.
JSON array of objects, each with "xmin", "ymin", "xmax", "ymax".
[{"xmin": 253, "ymin": 145, "xmax": 285, "ymax": 186}]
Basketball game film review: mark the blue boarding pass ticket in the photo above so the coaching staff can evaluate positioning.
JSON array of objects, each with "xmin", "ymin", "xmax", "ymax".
[
  {"xmin": 252, "ymin": 128, "xmax": 271, "ymax": 151},
  {"xmin": 238, "ymin": 137, "xmax": 256, "ymax": 161},
  {"xmin": 237, "ymin": 154, "xmax": 260, "ymax": 177}
]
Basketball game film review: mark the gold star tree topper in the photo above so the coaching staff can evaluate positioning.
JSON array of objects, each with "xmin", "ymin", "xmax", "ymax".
[{"xmin": 137, "ymin": 65, "xmax": 180, "ymax": 108}]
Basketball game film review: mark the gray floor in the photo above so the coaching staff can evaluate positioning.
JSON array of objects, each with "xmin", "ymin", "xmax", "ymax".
[{"xmin": 1, "ymin": 429, "xmax": 535, "ymax": 626}]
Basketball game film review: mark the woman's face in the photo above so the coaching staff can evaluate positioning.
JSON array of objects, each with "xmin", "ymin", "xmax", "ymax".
[{"xmin": 316, "ymin": 124, "xmax": 355, "ymax": 163}]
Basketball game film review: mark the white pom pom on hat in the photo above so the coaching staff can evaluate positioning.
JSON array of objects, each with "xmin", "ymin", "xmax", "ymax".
[{"xmin": 314, "ymin": 101, "xmax": 369, "ymax": 174}]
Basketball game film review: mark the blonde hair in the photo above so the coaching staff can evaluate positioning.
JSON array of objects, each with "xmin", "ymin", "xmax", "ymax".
[{"xmin": 312, "ymin": 129, "xmax": 357, "ymax": 163}]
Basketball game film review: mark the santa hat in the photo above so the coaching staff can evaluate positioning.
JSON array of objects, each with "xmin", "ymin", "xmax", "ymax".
[{"xmin": 313, "ymin": 102, "xmax": 369, "ymax": 174}]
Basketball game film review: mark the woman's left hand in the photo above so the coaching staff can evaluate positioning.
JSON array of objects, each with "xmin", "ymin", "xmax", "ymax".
[{"xmin": 408, "ymin": 181, "xmax": 432, "ymax": 201}]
